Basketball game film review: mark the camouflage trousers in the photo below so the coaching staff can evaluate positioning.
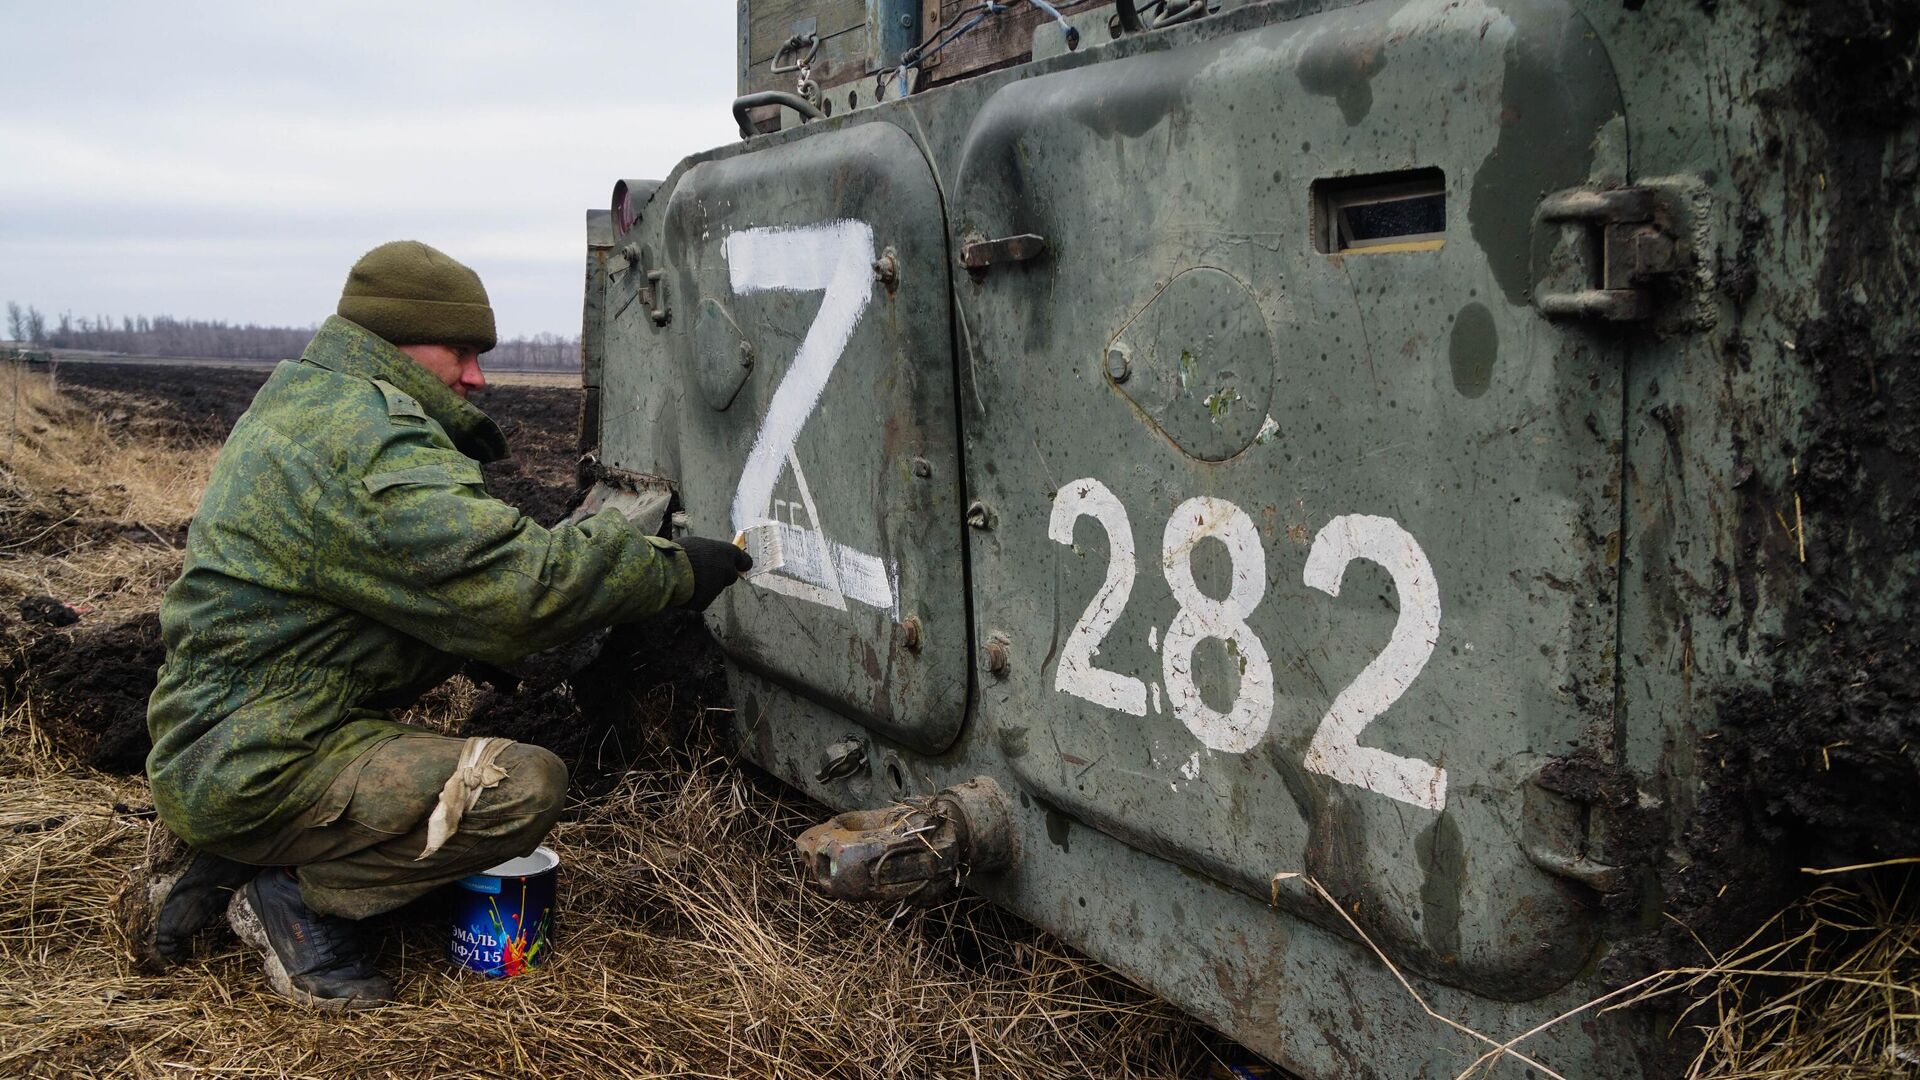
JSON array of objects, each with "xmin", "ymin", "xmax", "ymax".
[{"xmin": 211, "ymin": 732, "xmax": 567, "ymax": 920}]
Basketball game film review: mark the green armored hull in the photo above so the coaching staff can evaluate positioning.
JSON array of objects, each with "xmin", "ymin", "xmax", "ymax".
[{"xmin": 582, "ymin": 2, "xmax": 1918, "ymax": 1074}]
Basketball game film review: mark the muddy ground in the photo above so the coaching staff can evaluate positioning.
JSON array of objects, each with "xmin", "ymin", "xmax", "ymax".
[{"xmin": 3, "ymin": 361, "xmax": 621, "ymax": 777}]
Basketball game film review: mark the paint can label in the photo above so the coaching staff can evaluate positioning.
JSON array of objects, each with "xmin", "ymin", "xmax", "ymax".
[{"xmin": 449, "ymin": 846, "xmax": 557, "ymax": 977}]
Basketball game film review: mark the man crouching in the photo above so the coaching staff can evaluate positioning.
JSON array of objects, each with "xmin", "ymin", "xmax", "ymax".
[{"xmin": 112, "ymin": 241, "xmax": 750, "ymax": 1008}]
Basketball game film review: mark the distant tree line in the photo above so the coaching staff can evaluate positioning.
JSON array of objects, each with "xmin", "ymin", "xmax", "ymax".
[
  {"xmin": 5, "ymin": 302, "xmax": 579, "ymax": 371},
  {"xmin": 487, "ymin": 332, "xmax": 579, "ymax": 372}
]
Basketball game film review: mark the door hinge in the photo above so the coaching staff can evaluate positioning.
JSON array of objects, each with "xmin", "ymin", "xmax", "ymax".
[
  {"xmin": 959, "ymin": 232, "xmax": 1047, "ymax": 276},
  {"xmin": 609, "ymin": 243, "xmax": 670, "ymax": 328},
  {"xmin": 1521, "ymin": 756, "xmax": 1664, "ymax": 895},
  {"xmin": 641, "ymin": 268, "xmax": 670, "ymax": 327},
  {"xmin": 1533, "ymin": 184, "xmax": 1696, "ymax": 324}
]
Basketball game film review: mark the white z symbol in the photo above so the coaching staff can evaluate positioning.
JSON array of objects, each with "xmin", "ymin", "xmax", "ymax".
[{"xmin": 725, "ymin": 221, "xmax": 895, "ymax": 614}]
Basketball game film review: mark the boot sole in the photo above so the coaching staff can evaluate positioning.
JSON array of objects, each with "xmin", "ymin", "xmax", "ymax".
[{"xmin": 227, "ymin": 885, "xmax": 392, "ymax": 1012}]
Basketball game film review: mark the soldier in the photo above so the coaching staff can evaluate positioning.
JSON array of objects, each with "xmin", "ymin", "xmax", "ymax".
[{"xmin": 111, "ymin": 241, "xmax": 751, "ymax": 1009}]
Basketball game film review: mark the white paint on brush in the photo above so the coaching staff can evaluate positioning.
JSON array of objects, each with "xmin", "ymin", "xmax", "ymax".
[{"xmin": 772, "ymin": 522, "xmax": 894, "ymax": 610}]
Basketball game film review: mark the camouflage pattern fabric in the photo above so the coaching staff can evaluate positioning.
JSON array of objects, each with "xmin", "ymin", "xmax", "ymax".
[
  {"xmin": 146, "ymin": 315, "xmax": 693, "ymax": 851},
  {"xmin": 215, "ymin": 731, "xmax": 568, "ymax": 920}
]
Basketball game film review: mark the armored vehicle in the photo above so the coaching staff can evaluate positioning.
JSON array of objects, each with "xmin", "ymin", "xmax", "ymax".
[{"xmin": 579, "ymin": 2, "xmax": 1918, "ymax": 1074}]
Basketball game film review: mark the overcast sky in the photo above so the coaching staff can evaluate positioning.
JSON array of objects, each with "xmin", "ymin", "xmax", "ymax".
[{"xmin": 0, "ymin": 4, "xmax": 739, "ymax": 339}]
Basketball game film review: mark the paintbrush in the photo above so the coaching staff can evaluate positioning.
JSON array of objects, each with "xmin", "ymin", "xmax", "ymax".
[{"xmin": 733, "ymin": 522, "xmax": 785, "ymax": 579}]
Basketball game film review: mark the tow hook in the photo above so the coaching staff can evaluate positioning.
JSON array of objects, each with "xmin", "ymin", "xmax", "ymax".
[{"xmin": 794, "ymin": 777, "xmax": 1017, "ymax": 904}]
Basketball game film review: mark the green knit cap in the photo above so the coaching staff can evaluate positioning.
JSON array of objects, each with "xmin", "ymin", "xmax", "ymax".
[{"xmin": 337, "ymin": 240, "xmax": 497, "ymax": 352}]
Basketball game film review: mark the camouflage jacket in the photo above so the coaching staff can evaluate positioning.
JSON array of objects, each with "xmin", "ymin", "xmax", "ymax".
[{"xmin": 147, "ymin": 316, "xmax": 693, "ymax": 850}]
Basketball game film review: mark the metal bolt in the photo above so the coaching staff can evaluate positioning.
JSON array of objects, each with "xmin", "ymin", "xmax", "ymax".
[
  {"xmin": 815, "ymin": 735, "xmax": 868, "ymax": 783},
  {"xmin": 1105, "ymin": 343, "xmax": 1131, "ymax": 383},
  {"xmin": 872, "ymin": 248, "xmax": 900, "ymax": 292},
  {"xmin": 984, "ymin": 634, "xmax": 1012, "ymax": 677},
  {"xmin": 902, "ymin": 615, "xmax": 923, "ymax": 652},
  {"xmin": 912, "ymin": 457, "xmax": 932, "ymax": 478},
  {"xmin": 965, "ymin": 500, "xmax": 996, "ymax": 530},
  {"xmin": 900, "ymin": 13, "xmax": 913, "ymax": 27},
  {"xmin": 738, "ymin": 340, "xmax": 755, "ymax": 368}
]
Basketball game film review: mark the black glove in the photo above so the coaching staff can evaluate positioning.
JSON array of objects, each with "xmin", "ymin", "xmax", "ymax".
[{"xmin": 678, "ymin": 536, "xmax": 753, "ymax": 611}]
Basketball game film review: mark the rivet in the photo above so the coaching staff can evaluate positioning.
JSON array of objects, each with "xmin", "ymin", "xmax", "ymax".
[
  {"xmin": 1105, "ymin": 344, "xmax": 1131, "ymax": 383},
  {"xmin": 984, "ymin": 633, "xmax": 1012, "ymax": 677},
  {"xmin": 902, "ymin": 615, "xmax": 923, "ymax": 652},
  {"xmin": 872, "ymin": 248, "xmax": 899, "ymax": 292},
  {"xmin": 912, "ymin": 457, "xmax": 932, "ymax": 478}
]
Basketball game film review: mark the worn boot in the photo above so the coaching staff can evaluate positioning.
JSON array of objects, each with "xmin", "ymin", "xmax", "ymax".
[
  {"xmin": 227, "ymin": 868, "xmax": 393, "ymax": 1010},
  {"xmin": 112, "ymin": 821, "xmax": 255, "ymax": 972}
]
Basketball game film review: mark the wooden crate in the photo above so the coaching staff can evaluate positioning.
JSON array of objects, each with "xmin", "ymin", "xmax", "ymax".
[{"xmin": 914, "ymin": 0, "xmax": 1108, "ymax": 88}]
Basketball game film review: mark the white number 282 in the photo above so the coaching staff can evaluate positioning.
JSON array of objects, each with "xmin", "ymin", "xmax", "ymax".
[{"xmin": 1047, "ymin": 478, "xmax": 1448, "ymax": 812}]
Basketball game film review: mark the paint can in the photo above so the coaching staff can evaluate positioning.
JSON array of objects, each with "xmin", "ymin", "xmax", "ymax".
[
  {"xmin": 449, "ymin": 846, "xmax": 557, "ymax": 977},
  {"xmin": 1208, "ymin": 1060, "xmax": 1280, "ymax": 1079},
  {"xmin": 1205, "ymin": 1041, "xmax": 1281, "ymax": 1079}
]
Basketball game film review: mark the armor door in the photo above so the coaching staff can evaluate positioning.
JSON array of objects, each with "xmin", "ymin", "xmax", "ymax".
[
  {"xmin": 953, "ymin": 0, "xmax": 1627, "ymax": 998},
  {"xmin": 659, "ymin": 122, "xmax": 971, "ymax": 756}
]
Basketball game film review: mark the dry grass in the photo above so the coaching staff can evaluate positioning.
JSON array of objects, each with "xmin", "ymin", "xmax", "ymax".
[
  {"xmin": 0, "ymin": 362, "xmax": 215, "ymax": 524},
  {"xmin": 0, "ymin": 361, "xmax": 215, "ymax": 622},
  {"xmin": 1629, "ymin": 876, "xmax": 1920, "ymax": 1079},
  {"xmin": 1399, "ymin": 870, "xmax": 1920, "ymax": 1080},
  {"xmin": 0, "ymin": 697, "xmax": 1204, "ymax": 1079}
]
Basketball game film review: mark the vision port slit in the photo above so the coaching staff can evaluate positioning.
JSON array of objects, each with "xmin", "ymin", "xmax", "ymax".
[{"xmin": 1312, "ymin": 167, "xmax": 1446, "ymax": 254}]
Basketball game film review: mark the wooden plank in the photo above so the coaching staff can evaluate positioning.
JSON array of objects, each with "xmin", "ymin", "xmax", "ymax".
[
  {"xmin": 738, "ymin": 0, "xmax": 752, "ymax": 96},
  {"xmin": 747, "ymin": 0, "xmax": 864, "ymax": 61},
  {"xmin": 915, "ymin": 0, "xmax": 1106, "ymax": 86},
  {"xmin": 737, "ymin": 0, "xmax": 1110, "ymax": 115},
  {"xmin": 743, "ymin": 0, "xmax": 870, "ymax": 98}
]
